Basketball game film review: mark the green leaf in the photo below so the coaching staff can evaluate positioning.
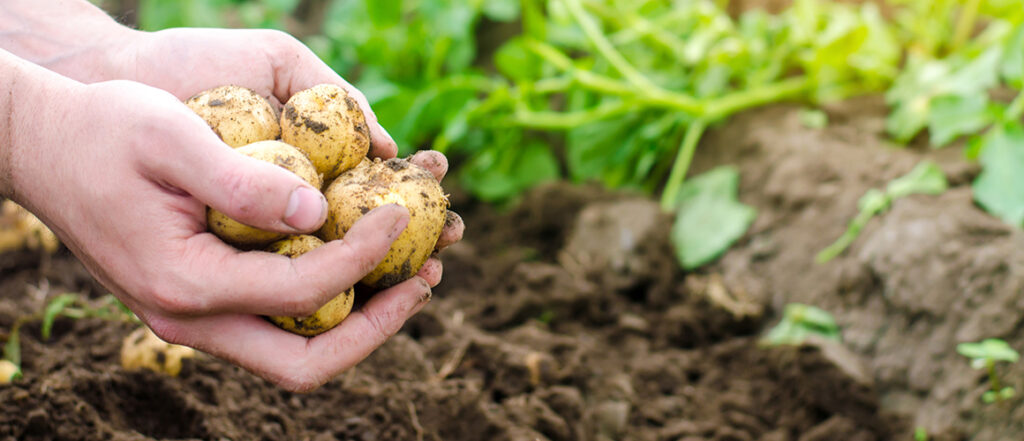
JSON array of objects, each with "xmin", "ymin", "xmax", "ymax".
[
  {"xmin": 798, "ymin": 108, "xmax": 829, "ymax": 129},
  {"xmin": 761, "ymin": 303, "xmax": 841, "ymax": 346},
  {"xmin": 670, "ymin": 167, "xmax": 757, "ymax": 270},
  {"xmin": 41, "ymin": 294, "xmax": 79, "ymax": 340},
  {"xmin": 1003, "ymin": 24, "xmax": 1024, "ymax": 87},
  {"xmin": 482, "ymin": 0, "xmax": 520, "ymax": 22},
  {"xmin": 785, "ymin": 303, "xmax": 840, "ymax": 333},
  {"xmin": 886, "ymin": 48, "xmax": 1002, "ymax": 143},
  {"xmin": 957, "ymin": 338, "xmax": 1020, "ymax": 363},
  {"xmin": 973, "ymin": 123, "xmax": 1024, "ymax": 226},
  {"xmin": 495, "ymin": 38, "xmax": 540, "ymax": 80},
  {"xmin": 885, "ymin": 161, "xmax": 948, "ymax": 198},
  {"xmin": 461, "ymin": 140, "xmax": 560, "ymax": 201},
  {"xmin": 366, "ymin": 0, "xmax": 404, "ymax": 28},
  {"xmin": 927, "ymin": 94, "xmax": 996, "ymax": 147}
]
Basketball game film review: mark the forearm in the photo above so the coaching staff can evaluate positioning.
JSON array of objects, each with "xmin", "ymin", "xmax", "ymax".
[{"xmin": 0, "ymin": 0, "xmax": 136, "ymax": 84}]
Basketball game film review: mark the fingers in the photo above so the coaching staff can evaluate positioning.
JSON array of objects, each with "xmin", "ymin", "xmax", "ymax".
[
  {"xmin": 408, "ymin": 150, "xmax": 449, "ymax": 182},
  {"xmin": 436, "ymin": 210, "xmax": 464, "ymax": 252},
  {"xmin": 155, "ymin": 204, "xmax": 409, "ymax": 317},
  {"xmin": 416, "ymin": 258, "xmax": 443, "ymax": 287},
  {"xmin": 406, "ymin": 150, "xmax": 462, "ymax": 252},
  {"xmin": 141, "ymin": 129, "xmax": 327, "ymax": 233},
  {"xmin": 264, "ymin": 31, "xmax": 397, "ymax": 159},
  {"xmin": 151, "ymin": 276, "xmax": 431, "ymax": 392}
]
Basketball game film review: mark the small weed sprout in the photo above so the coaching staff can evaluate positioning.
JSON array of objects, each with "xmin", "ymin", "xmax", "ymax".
[
  {"xmin": 957, "ymin": 338, "xmax": 1019, "ymax": 403},
  {"xmin": 1, "ymin": 293, "xmax": 138, "ymax": 382},
  {"xmin": 914, "ymin": 427, "xmax": 929, "ymax": 441},
  {"xmin": 761, "ymin": 303, "xmax": 840, "ymax": 346}
]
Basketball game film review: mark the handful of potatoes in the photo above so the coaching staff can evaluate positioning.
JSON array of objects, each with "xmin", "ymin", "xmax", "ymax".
[{"xmin": 186, "ymin": 85, "xmax": 448, "ymax": 336}]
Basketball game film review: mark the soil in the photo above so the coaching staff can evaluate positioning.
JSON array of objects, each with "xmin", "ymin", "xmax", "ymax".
[{"xmin": 1, "ymin": 97, "xmax": 1018, "ymax": 440}]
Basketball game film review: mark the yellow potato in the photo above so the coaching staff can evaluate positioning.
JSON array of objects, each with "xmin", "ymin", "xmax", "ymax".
[
  {"xmin": 0, "ymin": 360, "xmax": 18, "ymax": 383},
  {"xmin": 185, "ymin": 85, "xmax": 281, "ymax": 148},
  {"xmin": 120, "ymin": 326, "xmax": 196, "ymax": 377},
  {"xmin": 319, "ymin": 158, "xmax": 448, "ymax": 288},
  {"xmin": 265, "ymin": 235, "xmax": 355, "ymax": 336},
  {"xmin": 0, "ymin": 200, "xmax": 59, "ymax": 254},
  {"xmin": 280, "ymin": 84, "xmax": 370, "ymax": 182},
  {"xmin": 207, "ymin": 140, "xmax": 323, "ymax": 247}
]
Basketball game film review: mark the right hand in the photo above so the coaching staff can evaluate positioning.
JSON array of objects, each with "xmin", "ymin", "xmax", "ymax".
[{"xmin": 4, "ymin": 71, "xmax": 432, "ymax": 392}]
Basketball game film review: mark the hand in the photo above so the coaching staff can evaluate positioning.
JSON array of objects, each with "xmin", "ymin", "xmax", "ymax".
[
  {"xmin": 3, "ymin": 65, "xmax": 443, "ymax": 392},
  {"xmin": 123, "ymin": 27, "xmax": 464, "ymax": 286}
]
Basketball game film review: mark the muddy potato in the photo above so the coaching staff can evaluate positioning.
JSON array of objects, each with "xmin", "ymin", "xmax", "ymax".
[
  {"xmin": 186, "ymin": 85, "xmax": 281, "ymax": 147},
  {"xmin": 265, "ymin": 235, "xmax": 355, "ymax": 336},
  {"xmin": 281, "ymin": 84, "xmax": 370, "ymax": 181},
  {"xmin": 319, "ymin": 158, "xmax": 447, "ymax": 289},
  {"xmin": 120, "ymin": 326, "xmax": 196, "ymax": 377},
  {"xmin": 208, "ymin": 140, "xmax": 323, "ymax": 247}
]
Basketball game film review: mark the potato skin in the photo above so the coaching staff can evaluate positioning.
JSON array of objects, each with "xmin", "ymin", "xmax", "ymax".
[
  {"xmin": 265, "ymin": 235, "xmax": 355, "ymax": 336},
  {"xmin": 207, "ymin": 141, "xmax": 323, "ymax": 247},
  {"xmin": 281, "ymin": 84, "xmax": 370, "ymax": 181},
  {"xmin": 319, "ymin": 158, "xmax": 447, "ymax": 288},
  {"xmin": 186, "ymin": 85, "xmax": 281, "ymax": 148},
  {"xmin": 120, "ymin": 326, "xmax": 196, "ymax": 377}
]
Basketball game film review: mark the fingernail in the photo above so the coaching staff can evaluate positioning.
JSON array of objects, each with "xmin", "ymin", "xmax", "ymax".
[
  {"xmin": 409, "ymin": 278, "xmax": 432, "ymax": 313},
  {"xmin": 379, "ymin": 124, "xmax": 396, "ymax": 147},
  {"xmin": 284, "ymin": 186, "xmax": 327, "ymax": 231}
]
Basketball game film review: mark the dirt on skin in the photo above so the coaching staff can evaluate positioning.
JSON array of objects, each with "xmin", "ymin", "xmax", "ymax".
[{"xmin": 0, "ymin": 96, "xmax": 1014, "ymax": 440}]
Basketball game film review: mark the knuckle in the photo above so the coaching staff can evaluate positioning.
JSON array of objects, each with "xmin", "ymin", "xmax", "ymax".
[
  {"xmin": 215, "ymin": 167, "xmax": 265, "ymax": 220},
  {"xmin": 364, "ymin": 308, "xmax": 402, "ymax": 346},
  {"xmin": 340, "ymin": 239, "xmax": 384, "ymax": 277}
]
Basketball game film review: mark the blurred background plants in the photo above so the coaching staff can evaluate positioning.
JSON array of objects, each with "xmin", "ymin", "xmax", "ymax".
[{"xmin": 92, "ymin": 0, "xmax": 1024, "ymax": 268}]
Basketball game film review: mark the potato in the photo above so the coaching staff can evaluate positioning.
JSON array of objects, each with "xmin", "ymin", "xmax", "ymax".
[
  {"xmin": 281, "ymin": 84, "xmax": 370, "ymax": 182},
  {"xmin": 0, "ymin": 200, "xmax": 59, "ymax": 254},
  {"xmin": 319, "ymin": 158, "xmax": 447, "ymax": 288},
  {"xmin": 186, "ymin": 85, "xmax": 281, "ymax": 148},
  {"xmin": 0, "ymin": 360, "xmax": 18, "ymax": 384},
  {"xmin": 265, "ymin": 235, "xmax": 355, "ymax": 336},
  {"xmin": 208, "ymin": 140, "xmax": 323, "ymax": 247},
  {"xmin": 120, "ymin": 326, "xmax": 196, "ymax": 377}
]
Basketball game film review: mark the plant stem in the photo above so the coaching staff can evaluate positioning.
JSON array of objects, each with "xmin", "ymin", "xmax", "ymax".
[
  {"xmin": 951, "ymin": 0, "xmax": 981, "ymax": 52},
  {"xmin": 660, "ymin": 119, "xmax": 707, "ymax": 211},
  {"xmin": 562, "ymin": 0, "xmax": 657, "ymax": 92},
  {"xmin": 508, "ymin": 101, "xmax": 636, "ymax": 129},
  {"xmin": 988, "ymin": 359, "xmax": 1002, "ymax": 398},
  {"xmin": 704, "ymin": 77, "xmax": 813, "ymax": 120}
]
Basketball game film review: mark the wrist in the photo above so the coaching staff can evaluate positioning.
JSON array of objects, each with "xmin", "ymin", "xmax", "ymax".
[
  {"xmin": 0, "ymin": 0, "xmax": 140, "ymax": 84},
  {"xmin": 0, "ymin": 48, "xmax": 81, "ymax": 201}
]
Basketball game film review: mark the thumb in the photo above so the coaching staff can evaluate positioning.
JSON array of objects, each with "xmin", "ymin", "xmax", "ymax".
[{"xmin": 155, "ymin": 137, "xmax": 327, "ymax": 234}]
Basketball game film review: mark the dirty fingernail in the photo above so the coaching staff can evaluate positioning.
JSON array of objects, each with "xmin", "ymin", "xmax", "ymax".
[{"xmin": 284, "ymin": 186, "xmax": 327, "ymax": 231}]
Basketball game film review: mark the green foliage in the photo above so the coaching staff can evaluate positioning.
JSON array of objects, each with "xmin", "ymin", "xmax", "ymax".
[
  {"xmin": 914, "ymin": 427, "xmax": 929, "ymax": 441},
  {"xmin": 670, "ymin": 166, "xmax": 756, "ymax": 270},
  {"xmin": 126, "ymin": 0, "xmax": 1024, "ymax": 268},
  {"xmin": 957, "ymin": 338, "xmax": 1019, "ymax": 403},
  {"xmin": 761, "ymin": 303, "xmax": 840, "ymax": 346},
  {"xmin": 817, "ymin": 161, "xmax": 947, "ymax": 263}
]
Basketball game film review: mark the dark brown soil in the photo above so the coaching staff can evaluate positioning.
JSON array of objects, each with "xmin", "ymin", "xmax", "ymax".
[{"xmin": 1, "ymin": 96, "xmax": 1014, "ymax": 440}]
